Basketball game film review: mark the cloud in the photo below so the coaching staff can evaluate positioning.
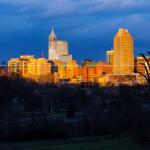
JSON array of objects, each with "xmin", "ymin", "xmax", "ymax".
[
  {"xmin": 0, "ymin": 0, "xmax": 150, "ymax": 34},
  {"xmin": 87, "ymin": 0, "xmax": 149, "ymax": 10},
  {"xmin": 0, "ymin": 0, "xmax": 150, "ymax": 18},
  {"xmin": 0, "ymin": 0, "xmax": 150, "ymax": 61}
]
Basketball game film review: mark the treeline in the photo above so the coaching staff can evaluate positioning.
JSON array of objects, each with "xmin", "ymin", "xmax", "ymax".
[{"xmin": 0, "ymin": 76, "xmax": 150, "ymax": 147}]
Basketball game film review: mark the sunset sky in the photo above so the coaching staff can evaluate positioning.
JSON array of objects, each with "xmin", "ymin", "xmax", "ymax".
[{"xmin": 0, "ymin": 0, "xmax": 150, "ymax": 62}]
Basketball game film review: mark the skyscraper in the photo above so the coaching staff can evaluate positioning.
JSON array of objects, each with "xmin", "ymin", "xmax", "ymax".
[
  {"xmin": 48, "ymin": 28, "xmax": 59, "ymax": 60},
  {"xmin": 48, "ymin": 28, "xmax": 72, "ymax": 63},
  {"xmin": 113, "ymin": 28, "xmax": 134, "ymax": 74}
]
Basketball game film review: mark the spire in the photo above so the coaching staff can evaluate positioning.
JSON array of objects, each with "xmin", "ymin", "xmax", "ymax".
[
  {"xmin": 51, "ymin": 26, "xmax": 54, "ymax": 33},
  {"xmin": 50, "ymin": 27, "xmax": 57, "ymax": 42}
]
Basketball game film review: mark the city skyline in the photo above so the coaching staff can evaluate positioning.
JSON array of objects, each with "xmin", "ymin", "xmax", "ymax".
[
  {"xmin": 7, "ymin": 28, "xmax": 145, "ymax": 85},
  {"xmin": 0, "ymin": 26, "xmax": 148, "ymax": 63},
  {"xmin": 1, "ymin": 1, "xmax": 150, "ymax": 148},
  {"xmin": 0, "ymin": 0, "xmax": 150, "ymax": 62}
]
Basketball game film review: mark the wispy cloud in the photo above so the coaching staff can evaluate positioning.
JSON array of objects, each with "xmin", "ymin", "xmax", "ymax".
[
  {"xmin": 0, "ymin": 0, "xmax": 150, "ymax": 61},
  {"xmin": 0, "ymin": 0, "xmax": 150, "ymax": 17}
]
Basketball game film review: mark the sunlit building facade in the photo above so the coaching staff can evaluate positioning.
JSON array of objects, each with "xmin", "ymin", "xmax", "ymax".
[
  {"xmin": 50, "ymin": 60, "xmax": 66, "ymax": 82},
  {"xmin": 6, "ymin": 28, "xmax": 149, "ymax": 85},
  {"xmin": 66, "ymin": 60, "xmax": 79, "ymax": 81},
  {"xmin": 81, "ymin": 60, "xmax": 97, "ymax": 83},
  {"xmin": 135, "ymin": 56, "xmax": 150, "ymax": 73},
  {"xmin": 113, "ymin": 28, "xmax": 134, "ymax": 74},
  {"xmin": 27, "ymin": 57, "xmax": 51, "ymax": 83},
  {"xmin": 48, "ymin": 28, "xmax": 58, "ymax": 60},
  {"xmin": 8, "ymin": 55, "xmax": 34, "ymax": 77},
  {"xmin": 106, "ymin": 50, "xmax": 113, "ymax": 65},
  {"xmin": 96, "ymin": 61, "xmax": 113, "ymax": 77},
  {"xmin": 8, "ymin": 55, "xmax": 51, "ymax": 83},
  {"xmin": 48, "ymin": 28, "xmax": 72, "ymax": 64}
]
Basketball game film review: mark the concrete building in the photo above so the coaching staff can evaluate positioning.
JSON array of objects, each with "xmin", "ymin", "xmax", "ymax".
[
  {"xmin": 8, "ymin": 55, "xmax": 34, "ymax": 77},
  {"xmin": 135, "ymin": 56, "xmax": 150, "ymax": 73},
  {"xmin": 59, "ymin": 55, "xmax": 72, "ymax": 64},
  {"xmin": 113, "ymin": 28, "xmax": 134, "ymax": 74},
  {"xmin": 66, "ymin": 60, "xmax": 79, "ymax": 80},
  {"xmin": 48, "ymin": 28, "xmax": 72, "ymax": 64},
  {"xmin": 50, "ymin": 60, "xmax": 66, "ymax": 81},
  {"xmin": 27, "ymin": 57, "xmax": 51, "ymax": 83},
  {"xmin": 96, "ymin": 61, "xmax": 112, "ymax": 78},
  {"xmin": 8, "ymin": 55, "xmax": 51, "ymax": 83},
  {"xmin": 81, "ymin": 60, "xmax": 97, "ymax": 83},
  {"xmin": 106, "ymin": 50, "xmax": 113, "ymax": 65}
]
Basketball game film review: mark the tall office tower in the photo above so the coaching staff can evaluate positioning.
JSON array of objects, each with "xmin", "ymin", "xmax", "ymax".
[
  {"xmin": 48, "ymin": 28, "xmax": 72, "ymax": 63},
  {"xmin": 48, "ymin": 28, "xmax": 58, "ymax": 60},
  {"xmin": 56, "ymin": 41, "xmax": 68, "ymax": 56},
  {"xmin": 113, "ymin": 28, "xmax": 134, "ymax": 74},
  {"xmin": 106, "ymin": 50, "xmax": 113, "ymax": 65}
]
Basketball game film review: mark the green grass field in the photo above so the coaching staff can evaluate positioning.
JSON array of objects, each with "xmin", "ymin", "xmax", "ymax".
[{"xmin": 0, "ymin": 136, "xmax": 140, "ymax": 150}]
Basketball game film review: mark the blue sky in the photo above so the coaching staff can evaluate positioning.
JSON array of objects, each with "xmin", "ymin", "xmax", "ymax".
[{"xmin": 0, "ymin": 0, "xmax": 150, "ymax": 63}]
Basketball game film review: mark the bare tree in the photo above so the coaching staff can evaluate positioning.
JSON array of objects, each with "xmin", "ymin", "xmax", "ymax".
[{"xmin": 137, "ymin": 51, "xmax": 150, "ymax": 86}]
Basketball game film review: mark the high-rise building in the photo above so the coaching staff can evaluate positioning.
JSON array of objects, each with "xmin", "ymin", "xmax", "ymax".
[
  {"xmin": 48, "ymin": 28, "xmax": 72, "ymax": 63},
  {"xmin": 113, "ymin": 28, "xmax": 134, "ymax": 74},
  {"xmin": 48, "ymin": 28, "xmax": 58, "ymax": 60},
  {"xmin": 106, "ymin": 50, "xmax": 113, "ymax": 65}
]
